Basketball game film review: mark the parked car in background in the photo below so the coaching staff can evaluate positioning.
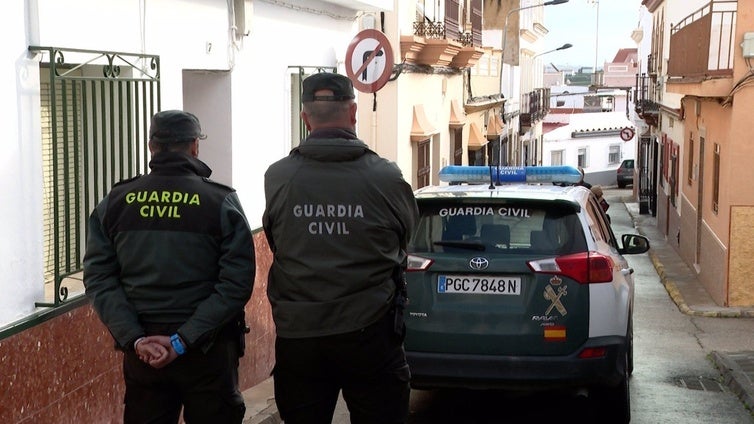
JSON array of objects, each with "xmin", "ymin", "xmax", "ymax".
[
  {"xmin": 616, "ymin": 159, "xmax": 635, "ymax": 188},
  {"xmin": 404, "ymin": 165, "xmax": 650, "ymax": 424}
]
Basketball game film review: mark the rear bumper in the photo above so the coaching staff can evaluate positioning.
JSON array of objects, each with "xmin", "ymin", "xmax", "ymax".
[
  {"xmin": 406, "ymin": 336, "xmax": 627, "ymax": 391},
  {"xmin": 617, "ymin": 174, "xmax": 633, "ymax": 182}
]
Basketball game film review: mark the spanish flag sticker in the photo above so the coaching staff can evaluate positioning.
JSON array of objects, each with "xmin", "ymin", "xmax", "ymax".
[{"xmin": 544, "ymin": 325, "xmax": 566, "ymax": 341}]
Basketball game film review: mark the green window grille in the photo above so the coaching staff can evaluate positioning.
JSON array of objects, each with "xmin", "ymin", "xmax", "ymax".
[{"xmin": 29, "ymin": 46, "xmax": 161, "ymax": 307}]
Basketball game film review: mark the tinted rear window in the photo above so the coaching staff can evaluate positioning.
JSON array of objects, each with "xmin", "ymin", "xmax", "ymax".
[{"xmin": 409, "ymin": 201, "xmax": 587, "ymax": 255}]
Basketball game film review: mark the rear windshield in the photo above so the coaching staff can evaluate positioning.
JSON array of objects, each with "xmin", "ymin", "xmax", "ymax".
[{"xmin": 408, "ymin": 201, "xmax": 587, "ymax": 255}]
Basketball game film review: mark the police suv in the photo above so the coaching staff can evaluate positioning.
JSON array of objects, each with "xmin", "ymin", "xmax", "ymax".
[{"xmin": 404, "ymin": 165, "xmax": 649, "ymax": 423}]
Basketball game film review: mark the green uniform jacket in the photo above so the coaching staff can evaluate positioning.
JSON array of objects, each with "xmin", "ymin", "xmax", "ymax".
[
  {"xmin": 262, "ymin": 129, "xmax": 419, "ymax": 338},
  {"xmin": 83, "ymin": 152, "xmax": 255, "ymax": 351}
]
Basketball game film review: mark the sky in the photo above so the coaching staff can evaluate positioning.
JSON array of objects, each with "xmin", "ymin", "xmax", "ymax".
[{"xmin": 542, "ymin": 0, "xmax": 649, "ymax": 69}]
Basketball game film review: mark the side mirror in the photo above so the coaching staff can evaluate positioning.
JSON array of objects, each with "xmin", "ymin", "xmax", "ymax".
[{"xmin": 620, "ymin": 234, "xmax": 650, "ymax": 255}]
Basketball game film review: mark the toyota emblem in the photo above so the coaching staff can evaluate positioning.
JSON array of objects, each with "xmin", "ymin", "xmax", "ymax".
[{"xmin": 469, "ymin": 257, "xmax": 489, "ymax": 270}]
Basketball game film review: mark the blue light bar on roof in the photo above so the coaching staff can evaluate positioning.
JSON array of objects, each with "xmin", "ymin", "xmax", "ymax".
[{"xmin": 438, "ymin": 165, "xmax": 582, "ymax": 184}]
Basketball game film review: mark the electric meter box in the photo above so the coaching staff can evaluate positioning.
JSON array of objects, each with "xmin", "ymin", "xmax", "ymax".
[{"xmin": 743, "ymin": 32, "xmax": 754, "ymax": 58}]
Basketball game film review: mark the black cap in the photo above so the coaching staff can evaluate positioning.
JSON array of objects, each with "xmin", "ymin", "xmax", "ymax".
[
  {"xmin": 302, "ymin": 72, "xmax": 355, "ymax": 102},
  {"xmin": 149, "ymin": 110, "xmax": 207, "ymax": 143}
]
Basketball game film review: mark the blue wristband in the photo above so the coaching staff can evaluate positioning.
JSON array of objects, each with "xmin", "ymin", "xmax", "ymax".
[{"xmin": 170, "ymin": 334, "xmax": 186, "ymax": 356}]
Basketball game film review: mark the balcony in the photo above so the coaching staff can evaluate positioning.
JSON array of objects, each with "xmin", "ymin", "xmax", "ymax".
[
  {"xmin": 519, "ymin": 88, "xmax": 550, "ymax": 132},
  {"xmin": 635, "ymin": 74, "xmax": 659, "ymax": 127},
  {"xmin": 646, "ymin": 53, "xmax": 658, "ymax": 80},
  {"xmin": 667, "ymin": 0, "xmax": 736, "ymax": 89},
  {"xmin": 400, "ymin": 21, "xmax": 484, "ymax": 68}
]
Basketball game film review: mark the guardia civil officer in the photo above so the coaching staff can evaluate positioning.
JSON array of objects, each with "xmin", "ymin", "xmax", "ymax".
[
  {"xmin": 263, "ymin": 72, "xmax": 419, "ymax": 424},
  {"xmin": 83, "ymin": 110, "xmax": 255, "ymax": 424}
]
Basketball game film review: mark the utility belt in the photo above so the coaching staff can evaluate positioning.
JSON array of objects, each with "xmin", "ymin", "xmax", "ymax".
[{"xmin": 217, "ymin": 312, "xmax": 250, "ymax": 357}]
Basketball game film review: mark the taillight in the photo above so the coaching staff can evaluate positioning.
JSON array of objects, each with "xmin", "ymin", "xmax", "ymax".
[
  {"xmin": 527, "ymin": 251, "xmax": 614, "ymax": 284},
  {"xmin": 406, "ymin": 254, "xmax": 433, "ymax": 272},
  {"xmin": 578, "ymin": 347, "xmax": 608, "ymax": 359}
]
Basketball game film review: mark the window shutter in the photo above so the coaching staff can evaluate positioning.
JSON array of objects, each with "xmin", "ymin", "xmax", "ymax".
[{"xmin": 445, "ymin": 0, "xmax": 460, "ymax": 42}]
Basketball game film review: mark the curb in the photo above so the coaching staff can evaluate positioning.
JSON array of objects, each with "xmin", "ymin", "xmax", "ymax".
[
  {"xmin": 625, "ymin": 199, "xmax": 745, "ymax": 319},
  {"xmin": 711, "ymin": 351, "xmax": 754, "ymax": 413}
]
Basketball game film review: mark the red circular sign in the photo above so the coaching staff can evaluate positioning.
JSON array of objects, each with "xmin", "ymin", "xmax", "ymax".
[
  {"xmin": 345, "ymin": 29, "xmax": 394, "ymax": 94},
  {"xmin": 620, "ymin": 127, "xmax": 635, "ymax": 141}
]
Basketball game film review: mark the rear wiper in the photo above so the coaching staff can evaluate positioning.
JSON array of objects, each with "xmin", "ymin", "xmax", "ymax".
[{"xmin": 433, "ymin": 241, "xmax": 486, "ymax": 251}]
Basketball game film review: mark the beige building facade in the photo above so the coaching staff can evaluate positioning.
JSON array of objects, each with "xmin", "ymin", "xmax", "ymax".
[{"xmin": 639, "ymin": 0, "xmax": 754, "ymax": 306}]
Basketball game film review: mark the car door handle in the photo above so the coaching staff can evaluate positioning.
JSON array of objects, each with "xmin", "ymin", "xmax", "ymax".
[{"xmin": 621, "ymin": 268, "xmax": 634, "ymax": 276}]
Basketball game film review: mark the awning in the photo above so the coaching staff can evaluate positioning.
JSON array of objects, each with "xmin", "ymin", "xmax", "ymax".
[
  {"xmin": 449, "ymin": 100, "xmax": 466, "ymax": 129},
  {"xmin": 410, "ymin": 104, "xmax": 440, "ymax": 142},
  {"xmin": 486, "ymin": 111, "xmax": 505, "ymax": 139},
  {"xmin": 468, "ymin": 122, "xmax": 488, "ymax": 151}
]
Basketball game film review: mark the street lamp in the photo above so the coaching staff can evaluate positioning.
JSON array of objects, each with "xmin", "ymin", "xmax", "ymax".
[
  {"xmin": 497, "ymin": 0, "xmax": 569, "ymax": 169},
  {"xmin": 533, "ymin": 43, "xmax": 573, "ymax": 59},
  {"xmin": 588, "ymin": 0, "xmax": 600, "ymax": 83},
  {"xmin": 498, "ymin": 0, "xmax": 569, "ymax": 94}
]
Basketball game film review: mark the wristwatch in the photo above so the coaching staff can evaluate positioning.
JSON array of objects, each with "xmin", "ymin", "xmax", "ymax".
[{"xmin": 170, "ymin": 334, "xmax": 186, "ymax": 355}]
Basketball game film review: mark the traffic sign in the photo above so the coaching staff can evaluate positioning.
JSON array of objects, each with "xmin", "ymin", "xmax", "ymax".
[
  {"xmin": 620, "ymin": 127, "xmax": 635, "ymax": 141},
  {"xmin": 345, "ymin": 29, "xmax": 394, "ymax": 94}
]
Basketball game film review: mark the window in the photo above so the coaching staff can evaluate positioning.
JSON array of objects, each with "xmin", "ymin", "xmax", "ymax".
[
  {"xmin": 659, "ymin": 134, "xmax": 667, "ymax": 188},
  {"xmin": 713, "ymin": 143, "xmax": 720, "ymax": 214},
  {"xmin": 687, "ymin": 135, "xmax": 694, "ymax": 185},
  {"xmin": 577, "ymin": 148, "xmax": 587, "ymax": 167},
  {"xmin": 550, "ymin": 149, "xmax": 564, "ymax": 166},
  {"xmin": 32, "ymin": 46, "xmax": 160, "ymax": 307},
  {"xmin": 453, "ymin": 129, "xmax": 463, "ymax": 165},
  {"xmin": 417, "ymin": 139, "xmax": 431, "ymax": 188},
  {"xmin": 468, "ymin": 146, "xmax": 486, "ymax": 166},
  {"xmin": 608, "ymin": 145, "xmax": 621, "ymax": 165},
  {"xmin": 409, "ymin": 202, "xmax": 586, "ymax": 255},
  {"xmin": 670, "ymin": 145, "xmax": 678, "ymax": 207}
]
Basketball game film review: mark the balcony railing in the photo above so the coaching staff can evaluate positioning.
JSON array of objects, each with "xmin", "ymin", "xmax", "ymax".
[
  {"xmin": 635, "ymin": 74, "xmax": 659, "ymax": 126},
  {"xmin": 668, "ymin": 0, "xmax": 736, "ymax": 80},
  {"xmin": 520, "ymin": 88, "xmax": 550, "ymax": 130},
  {"xmin": 413, "ymin": 21, "xmax": 446, "ymax": 39},
  {"xmin": 458, "ymin": 31, "xmax": 474, "ymax": 47},
  {"xmin": 646, "ymin": 53, "xmax": 657, "ymax": 78}
]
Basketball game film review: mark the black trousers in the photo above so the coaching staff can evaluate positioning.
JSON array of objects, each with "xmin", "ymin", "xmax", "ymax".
[
  {"xmin": 273, "ymin": 312, "xmax": 411, "ymax": 424},
  {"xmin": 122, "ymin": 326, "xmax": 245, "ymax": 424}
]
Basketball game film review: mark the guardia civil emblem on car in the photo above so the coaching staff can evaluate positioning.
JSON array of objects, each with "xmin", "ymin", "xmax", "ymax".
[{"xmin": 469, "ymin": 257, "xmax": 489, "ymax": 270}]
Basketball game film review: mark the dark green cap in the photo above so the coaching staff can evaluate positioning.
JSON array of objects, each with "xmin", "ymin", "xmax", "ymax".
[
  {"xmin": 302, "ymin": 72, "xmax": 355, "ymax": 102},
  {"xmin": 149, "ymin": 110, "xmax": 207, "ymax": 143}
]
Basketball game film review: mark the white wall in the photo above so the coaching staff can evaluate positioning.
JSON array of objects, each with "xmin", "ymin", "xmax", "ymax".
[
  {"xmin": 229, "ymin": 1, "xmax": 359, "ymax": 228},
  {"xmin": 1, "ymin": 0, "xmax": 367, "ymax": 327},
  {"xmin": 543, "ymin": 111, "xmax": 636, "ymax": 186},
  {"xmin": 1, "ymin": 0, "xmax": 45, "ymax": 325}
]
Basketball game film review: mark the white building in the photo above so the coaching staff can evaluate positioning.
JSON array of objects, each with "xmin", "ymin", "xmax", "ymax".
[
  {"xmin": 2, "ymin": 1, "xmax": 390, "ymax": 420},
  {"xmin": 543, "ymin": 111, "xmax": 636, "ymax": 187}
]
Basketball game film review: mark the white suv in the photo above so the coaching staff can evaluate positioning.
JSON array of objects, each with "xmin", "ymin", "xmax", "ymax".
[{"xmin": 404, "ymin": 166, "xmax": 649, "ymax": 423}]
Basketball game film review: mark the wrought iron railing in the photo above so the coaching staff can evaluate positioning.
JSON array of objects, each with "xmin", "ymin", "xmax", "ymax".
[
  {"xmin": 413, "ymin": 21, "xmax": 446, "ymax": 39},
  {"xmin": 458, "ymin": 31, "xmax": 473, "ymax": 47},
  {"xmin": 28, "ymin": 46, "xmax": 160, "ymax": 307},
  {"xmin": 520, "ymin": 88, "xmax": 550, "ymax": 128},
  {"xmin": 635, "ymin": 73, "xmax": 660, "ymax": 125}
]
